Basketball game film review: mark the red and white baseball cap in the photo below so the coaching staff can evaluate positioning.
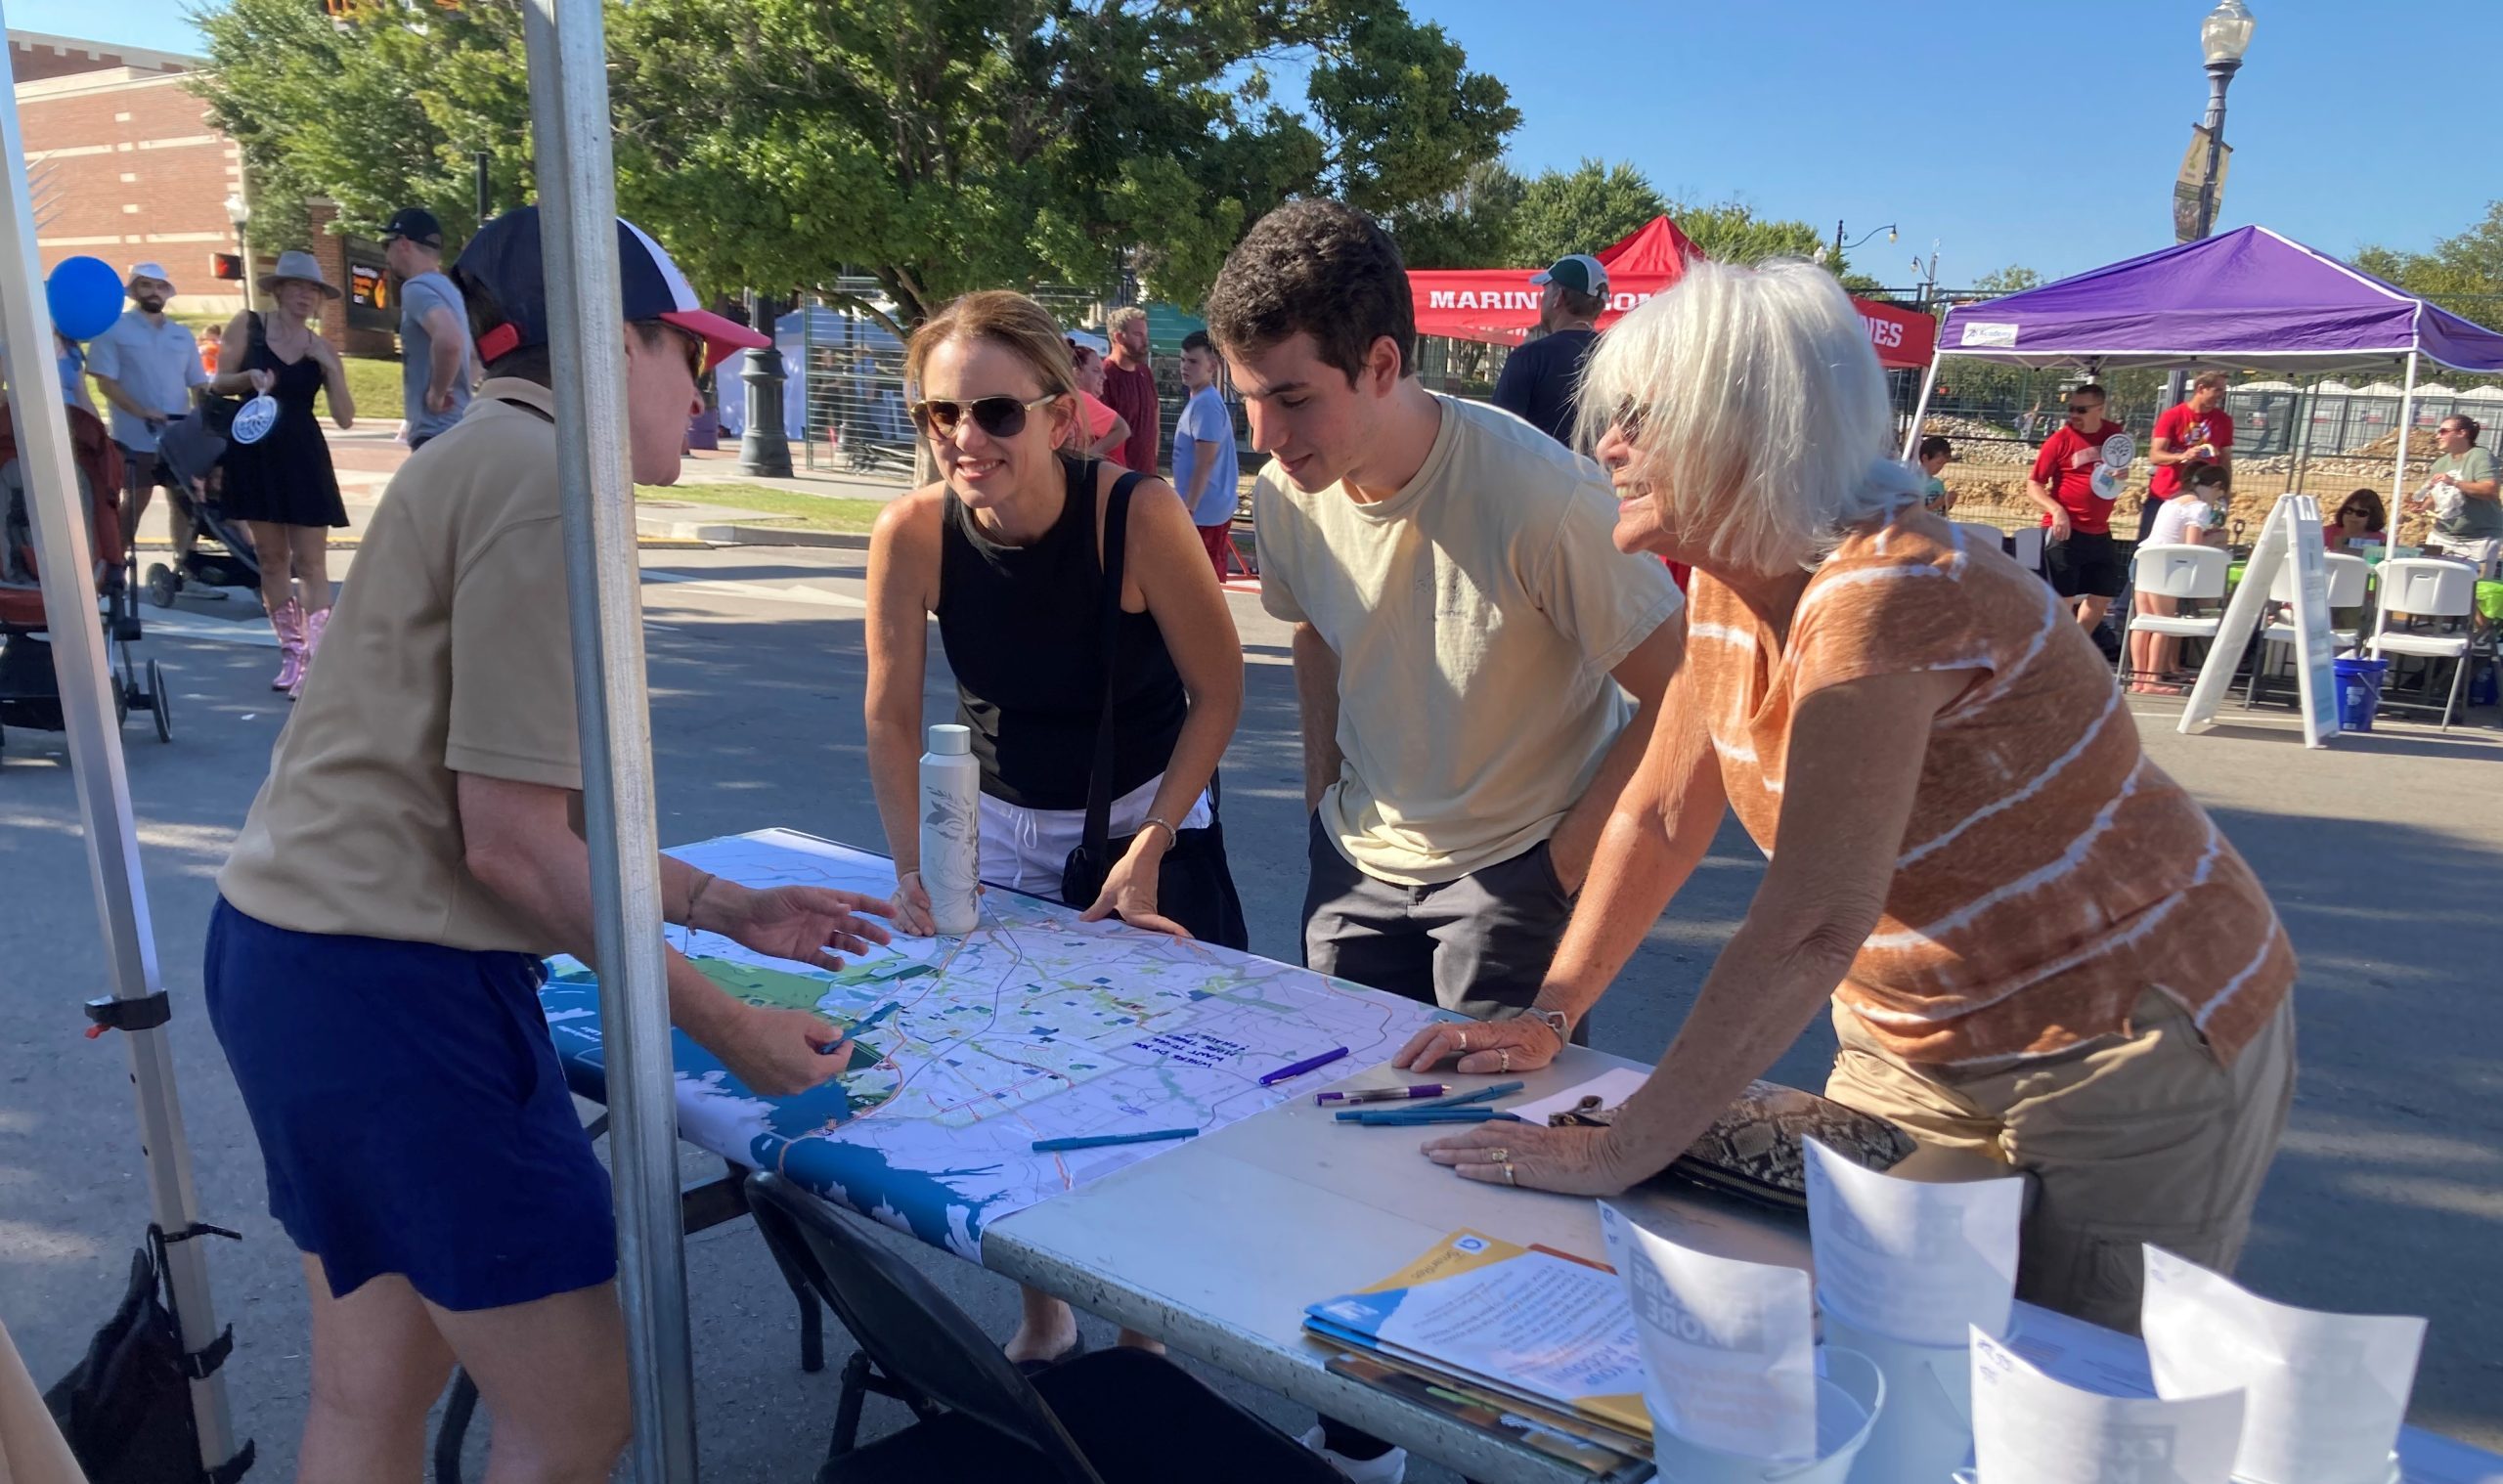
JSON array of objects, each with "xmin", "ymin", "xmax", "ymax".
[{"xmin": 456, "ymin": 206, "xmax": 769, "ymax": 371}]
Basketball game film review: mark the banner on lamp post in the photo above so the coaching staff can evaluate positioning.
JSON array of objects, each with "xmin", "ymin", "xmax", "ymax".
[{"xmin": 2172, "ymin": 124, "xmax": 2231, "ymax": 242}]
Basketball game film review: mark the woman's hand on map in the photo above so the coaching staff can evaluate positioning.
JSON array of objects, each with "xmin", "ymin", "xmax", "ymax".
[
  {"xmin": 1389, "ymin": 1014, "xmax": 1563, "ymax": 1075},
  {"xmin": 714, "ymin": 1004, "xmax": 849, "ymax": 1097},
  {"xmin": 709, "ymin": 883, "xmax": 895, "ymax": 970},
  {"xmin": 1078, "ymin": 833, "xmax": 1192, "ymax": 940},
  {"xmin": 887, "ymin": 870, "xmax": 944, "ymax": 938},
  {"xmin": 1420, "ymin": 1121, "xmax": 1634, "ymax": 1199}
]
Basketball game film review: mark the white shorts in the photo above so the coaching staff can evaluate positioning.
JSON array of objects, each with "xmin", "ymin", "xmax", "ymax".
[
  {"xmin": 2427, "ymin": 535, "xmax": 2500, "ymax": 577},
  {"xmin": 976, "ymin": 773, "xmax": 1213, "ymax": 899}
]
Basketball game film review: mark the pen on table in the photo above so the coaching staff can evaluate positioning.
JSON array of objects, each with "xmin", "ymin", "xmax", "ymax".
[
  {"xmin": 1031, "ymin": 1128, "xmax": 1200, "ymax": 1154},
  {"xmin": 1257, "ymin": 1045, "xmax": 1349, "ymax": 1087},
  {"xmin": 1316, "ymin": 1084, "xmax": 1450, "ymax": 1106}
]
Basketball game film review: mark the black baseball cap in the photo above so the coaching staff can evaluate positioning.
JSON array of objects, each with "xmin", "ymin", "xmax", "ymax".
[
  {"xmin": 454, "ymin": 206, "xmax": 769, "ymax": 371},
  {"xmin": 381, "ymin": 206, "xmax": 445, "ymax": 247}
]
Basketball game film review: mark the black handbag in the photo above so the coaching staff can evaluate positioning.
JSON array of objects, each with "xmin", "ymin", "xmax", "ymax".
[{"xmin": 1059, "ymin": 466, "xmax": 1249, "ymax": 949}]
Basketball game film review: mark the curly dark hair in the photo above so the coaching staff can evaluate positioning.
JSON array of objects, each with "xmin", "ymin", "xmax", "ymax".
[{"xmin": 1206, "ymin": 198, "xmax": 1413, "ymax": 386}]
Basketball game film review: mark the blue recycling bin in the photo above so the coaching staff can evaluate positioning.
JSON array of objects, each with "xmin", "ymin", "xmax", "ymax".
[{"xmin": 2334, "ymin": 657, "xmax": 2390, "ymax": 733}]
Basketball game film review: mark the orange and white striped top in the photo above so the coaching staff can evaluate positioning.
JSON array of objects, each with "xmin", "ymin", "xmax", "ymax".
[{"xmin": 1685, "ymin": 510, "xmax": 2294, "ymax": 1066}]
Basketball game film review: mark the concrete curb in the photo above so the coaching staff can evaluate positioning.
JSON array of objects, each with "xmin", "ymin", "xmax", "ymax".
[{"xmin": 630, "ymin": 517, "xmax": 871, "ymax": 550}]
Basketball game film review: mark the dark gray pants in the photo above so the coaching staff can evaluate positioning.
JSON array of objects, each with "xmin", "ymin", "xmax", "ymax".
[{"xmin": 1300, "ymin": 814, "xmax": 1575, "ymax": 1022}]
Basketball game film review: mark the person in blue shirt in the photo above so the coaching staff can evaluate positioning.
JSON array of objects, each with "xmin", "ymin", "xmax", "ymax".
[
  {"xmin": 1492, "ymin": 253, "xmax": 1608, "ymax": 447},
  {"xmin": 1172, "ymin": 329, "xmax": 1241, "ymax": 579}
]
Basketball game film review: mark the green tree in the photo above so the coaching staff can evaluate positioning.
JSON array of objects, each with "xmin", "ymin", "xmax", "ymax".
[
  {"xmin": 1507, "ymin": 158, "xmax": 1666, "ymax": 268},
  {"xmin": 195, "ymin": 0, "xmax": 1518, "ymax": 333},
  {"xmin": 1970, "ymin": 264, "xmax": 2043, "ymax": 296},
  {"xmin": 1388, "ymin": 159, "xmax": 1524, "ymax": 269},
  {"xmin": 2356, "ymin": 200, "xmax": 2503, "ymax": 319}
]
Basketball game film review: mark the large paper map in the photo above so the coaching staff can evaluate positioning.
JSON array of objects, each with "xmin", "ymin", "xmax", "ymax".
[{"xmin": 541, "ymin": 829, "xmax": 1447, "ymax": 1256}]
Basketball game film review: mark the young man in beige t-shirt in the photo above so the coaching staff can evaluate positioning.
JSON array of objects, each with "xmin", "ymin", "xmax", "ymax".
[
  {"xmin": 1208, "ymin": 201, "xmax": 1682, "ymax": 1024},
  {"xmin": 1208, "ymin": 194, "xmax": 1682, "ymax": 1484}
]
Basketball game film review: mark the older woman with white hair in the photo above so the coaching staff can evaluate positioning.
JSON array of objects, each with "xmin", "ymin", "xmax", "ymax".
[{"xmin": 1394, "ymin": 260, "xmax": 2298, "ymax": 1331}]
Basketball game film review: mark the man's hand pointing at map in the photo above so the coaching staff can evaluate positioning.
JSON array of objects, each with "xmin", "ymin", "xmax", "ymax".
[{"xmin": 691, "ymin": 880, "xmax": 896, "ymax": 971}]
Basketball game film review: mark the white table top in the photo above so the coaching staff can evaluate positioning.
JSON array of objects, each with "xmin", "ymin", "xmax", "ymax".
[{"xmin": 983, "ymin": 1044, "xmax": 1804, "ymax": 1484}]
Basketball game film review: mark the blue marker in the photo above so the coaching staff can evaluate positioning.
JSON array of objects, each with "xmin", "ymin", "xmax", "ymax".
[{"xmin": 1032, "ymin": 1127, "xmax": 1200, "ymax": 1154}]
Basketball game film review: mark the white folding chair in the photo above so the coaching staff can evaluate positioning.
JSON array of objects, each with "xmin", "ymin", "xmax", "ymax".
[
  {"xmin": 2371, "ymin": 557, "xmax": 2481, "ymax": 730},
  {"xmin": 1952, "ymin": 520, "xmax": 2006, "ymax": 557},
  {"xmin": 2009, "ymin": 526, "xmax": 2044, "ymax": 573},
  {"xmin": 2124, "ymin": 543, "xmax": 2231, "ymax": 683},
  {"xmin": 2245, "ymin": 552, "xmax": 2369, "ymax": 708}
]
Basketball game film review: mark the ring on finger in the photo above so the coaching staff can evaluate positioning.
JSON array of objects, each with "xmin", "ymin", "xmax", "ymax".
[
  {"xmin": 1456, "ymin": 1028, "xmax": 1471, "ymax": 1052},
  {"xmin": 1484, "ymin": 1148, "xmax": 1510, "ymax": 1164},
  {"xmin": 1498, "ymin": 1047, "xmax": 1512, "ymax": 1072},
  {"xmin": 1502, "ymin": 1162, "xmax": 1517, "ymax": 1187}
]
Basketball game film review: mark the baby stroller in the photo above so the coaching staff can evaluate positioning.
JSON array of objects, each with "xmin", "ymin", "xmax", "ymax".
[
  {"xmin": 141, "ymin": 412, "xmax": 259, "ymax": 607},
  {"xmin": 0, "ymin": 403, "xmax": 172, "ymax": 753}
]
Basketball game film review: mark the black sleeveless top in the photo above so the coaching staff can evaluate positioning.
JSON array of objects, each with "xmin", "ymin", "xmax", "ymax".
[{"xmin": 936, "ymin": 457, "xmax": 1188, "ymax": 810}]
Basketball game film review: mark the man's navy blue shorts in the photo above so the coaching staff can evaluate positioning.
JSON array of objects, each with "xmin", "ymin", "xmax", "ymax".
[{"xmin": 203, "ymin": 898, "xmax": 616, "ymax": 1311}]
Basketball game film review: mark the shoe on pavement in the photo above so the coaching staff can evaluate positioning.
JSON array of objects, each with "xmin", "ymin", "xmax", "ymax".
[{"xmin": 1299, "ymin": 1424, "xmax": 1407, "ymax": 1484}]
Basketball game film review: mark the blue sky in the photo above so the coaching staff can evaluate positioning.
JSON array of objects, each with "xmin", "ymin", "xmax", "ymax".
[{"xmin": 20, "ymin": 0, "xmax": 2494, "ymax": 287}]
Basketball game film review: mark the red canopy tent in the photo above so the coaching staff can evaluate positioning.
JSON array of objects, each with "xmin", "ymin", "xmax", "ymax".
[{"xmin": 1408, "ymin": 214, "xmax": 1937, "ymax": 370}]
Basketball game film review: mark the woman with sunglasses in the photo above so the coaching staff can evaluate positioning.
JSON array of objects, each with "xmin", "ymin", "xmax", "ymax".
[
  {"xmin": 2325, "ymin": 488, "xmax": 2386, "ymax": 552},
  {"xmin": 863, "ymin": 289, "xmax": 1246, "ymax": 1367}
]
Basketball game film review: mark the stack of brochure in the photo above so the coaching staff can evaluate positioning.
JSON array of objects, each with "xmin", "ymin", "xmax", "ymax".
[{"xmin": 1301, "ymin": 1230, "xmax": 1651, "ymax": 1473}]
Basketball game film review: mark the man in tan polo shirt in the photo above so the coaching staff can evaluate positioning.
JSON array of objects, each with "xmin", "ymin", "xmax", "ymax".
[{"xmin": 205, "ymin": 208, "xmax": 894, "ymax": 1484}]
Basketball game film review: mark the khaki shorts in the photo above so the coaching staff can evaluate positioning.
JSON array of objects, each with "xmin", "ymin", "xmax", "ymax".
[{"xmin": 1825, "ymin": 987, "xmax": 2295, "ymax": 1333}]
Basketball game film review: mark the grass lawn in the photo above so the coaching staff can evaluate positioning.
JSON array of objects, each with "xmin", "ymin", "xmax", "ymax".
[
  {"xmin": 634, "ymin": 482, "xmax": 885, "ymax": 534},
  {"xmin": 340, "ymin": 355, "xmax": 402, "ymax": 422}
]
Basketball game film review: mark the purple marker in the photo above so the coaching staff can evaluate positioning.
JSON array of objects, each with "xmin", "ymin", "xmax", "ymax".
[
  {"xmin": 1258, "ymin": 1045, "xmax": 1349, "ymax": 1087},
  {"xmin": 1317, "ymin": 1084, "xmax": 1451, "ymax": 1106}
]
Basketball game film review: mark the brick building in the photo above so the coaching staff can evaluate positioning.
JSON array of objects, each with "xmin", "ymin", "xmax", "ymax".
[{"xmin": 11, "ymin": 29, "xmax": 255, "ymax": 315}]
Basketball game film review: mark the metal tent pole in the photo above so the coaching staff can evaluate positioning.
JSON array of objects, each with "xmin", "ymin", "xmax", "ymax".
[
  {"xmin": 2372, "ymin": 351, "xmax": 2421, "ymax": 654},
  {"xmin": 1901, "ymin": 356, "xmax": 1944, "ymax": 459},
  {"xmin": 519, "ymin": 2, "xmax": 699, "ymax": 1479},
  {"xmin": 0, "ymin": 19, "xmax": 239, "ymax": 1472}
]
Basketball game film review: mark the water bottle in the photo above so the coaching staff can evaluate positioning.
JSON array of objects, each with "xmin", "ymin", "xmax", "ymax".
[{"xmin": 917, "ymin": 722, "xmax": 981, "ymax": 935}]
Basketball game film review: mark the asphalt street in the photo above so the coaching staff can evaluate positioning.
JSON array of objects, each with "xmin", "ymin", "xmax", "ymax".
[{"xmin": 4, "ymin": 541, "xmax": 2500, "ymax": 1480}]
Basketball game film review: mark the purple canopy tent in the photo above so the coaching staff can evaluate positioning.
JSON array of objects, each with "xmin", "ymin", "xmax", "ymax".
[{"xmin": 1910, "ymin": 224, "xmax": 2503, "ymax": 677}]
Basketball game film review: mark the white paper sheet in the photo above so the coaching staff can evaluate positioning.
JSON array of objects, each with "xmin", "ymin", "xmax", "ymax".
[
  {"xmin": 1600, "ymin": 1200, "xmax": 1819, "ymax": 1462},
  {"xmin": 2142, "ymin": 1246, "xmax": 2425, "ymax": 1484},
  {"xmin": 1506, "ymin": 1067, "xmax": 1651, "ymax": 1125},
  {"xmin": 1971, "ymin": 1327, "xmax": 2244, "ymax": 1484},
  {"xmin": 1803, "ymin": 1135, "xmax": 2024, "ymax": 1347}
]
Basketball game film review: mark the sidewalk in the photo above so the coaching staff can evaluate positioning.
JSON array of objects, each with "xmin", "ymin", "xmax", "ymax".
[{"xmin": 167, "ymin": 428, "xmax": 904, "ymax": 549}]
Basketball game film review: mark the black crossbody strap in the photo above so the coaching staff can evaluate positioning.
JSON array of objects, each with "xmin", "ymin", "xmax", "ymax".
[{"xmin": 1081, "ymin": 465, "xmax": 1145, "ymax": 866}]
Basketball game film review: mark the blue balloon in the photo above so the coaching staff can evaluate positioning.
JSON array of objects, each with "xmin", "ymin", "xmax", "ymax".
[{"xmin": 46, "ymin": 255, "xmax": 125, "ymax": 341}]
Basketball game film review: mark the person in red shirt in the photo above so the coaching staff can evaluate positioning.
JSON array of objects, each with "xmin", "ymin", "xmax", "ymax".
[
  {"xmin": 2143, "ymin": 371, "xmax": 2234, "ymax": 542},
  {"xmin": 2028, "ymin": 383, "xmax": 2127, "ymax": 630},
  {"xmin": 1100, "ymin": 305, "xmax": 1160, "ymax": 473}
]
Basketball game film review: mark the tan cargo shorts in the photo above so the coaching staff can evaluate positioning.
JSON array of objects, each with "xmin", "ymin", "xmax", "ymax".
[{"xmin": 1824, "ymin": 987, "xmax": 2296, "ymax": 1333}]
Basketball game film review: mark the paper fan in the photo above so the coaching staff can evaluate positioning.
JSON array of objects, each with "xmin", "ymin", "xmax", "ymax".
[
  {"xmin": 2099, "ymin": 432, "xmax": 2135, "ymax": 470},
  {"xmin": 230, "ymin": 395, "xmax": 280, "ymax": 446}
]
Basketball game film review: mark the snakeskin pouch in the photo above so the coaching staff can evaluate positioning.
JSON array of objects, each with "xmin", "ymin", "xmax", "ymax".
[{"xmin": 1549, "ymin": 1078, "xmax": 1916, "ymax": 1209}]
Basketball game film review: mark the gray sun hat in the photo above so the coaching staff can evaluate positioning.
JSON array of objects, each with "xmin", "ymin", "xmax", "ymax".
[{"xmin": 256, "ymin": 249, "xmax": 341, "ymax": 298}]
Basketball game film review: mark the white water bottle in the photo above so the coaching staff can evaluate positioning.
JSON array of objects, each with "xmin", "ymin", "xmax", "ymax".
[{"xmin": 917, "ymin": 722, "xmax": 981, "ymax": 935}]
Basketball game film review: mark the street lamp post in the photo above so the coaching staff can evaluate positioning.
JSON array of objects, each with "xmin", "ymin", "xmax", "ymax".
[
  {"xmin": 2192, "ymin": 0, "xmax": 2256, "ymax": 240},
  {"xmin": 1823, "ymin": 221, "xmax": 1897, "ymax": 269},
  {"xmin": 224, "ymin": 191, "xmax": 253, "ymax": 312},
  {"xmin": 736, "ymin": 289, "xmax": 794, "ymax": 478},
  {"xmin": 2169, "ymin": 2, "xmax": 2256, "ymax": 408}
]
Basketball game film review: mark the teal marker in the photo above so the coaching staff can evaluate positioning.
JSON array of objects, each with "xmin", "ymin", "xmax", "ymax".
[{"xmin": 1032, "ymin": 1127, "xmax": 1200, "ymax": 1154}]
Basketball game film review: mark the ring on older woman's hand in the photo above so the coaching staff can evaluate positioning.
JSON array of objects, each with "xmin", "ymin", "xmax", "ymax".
[
  {"xmin": 1498, "ymin": 1048, "xmax": 1512, "ymax": 1071},
  {"xmin": 1456, "ymin": 1028, "xmax": 1471, "ymax": 1052},
  {"xmin": 1502, "ymin": 1162, "xmax": 1517, "ymax": 1186},
  {"xmin": 1485, "ymin": 1148, "xmax": 1509, "ymax": 1164}
]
